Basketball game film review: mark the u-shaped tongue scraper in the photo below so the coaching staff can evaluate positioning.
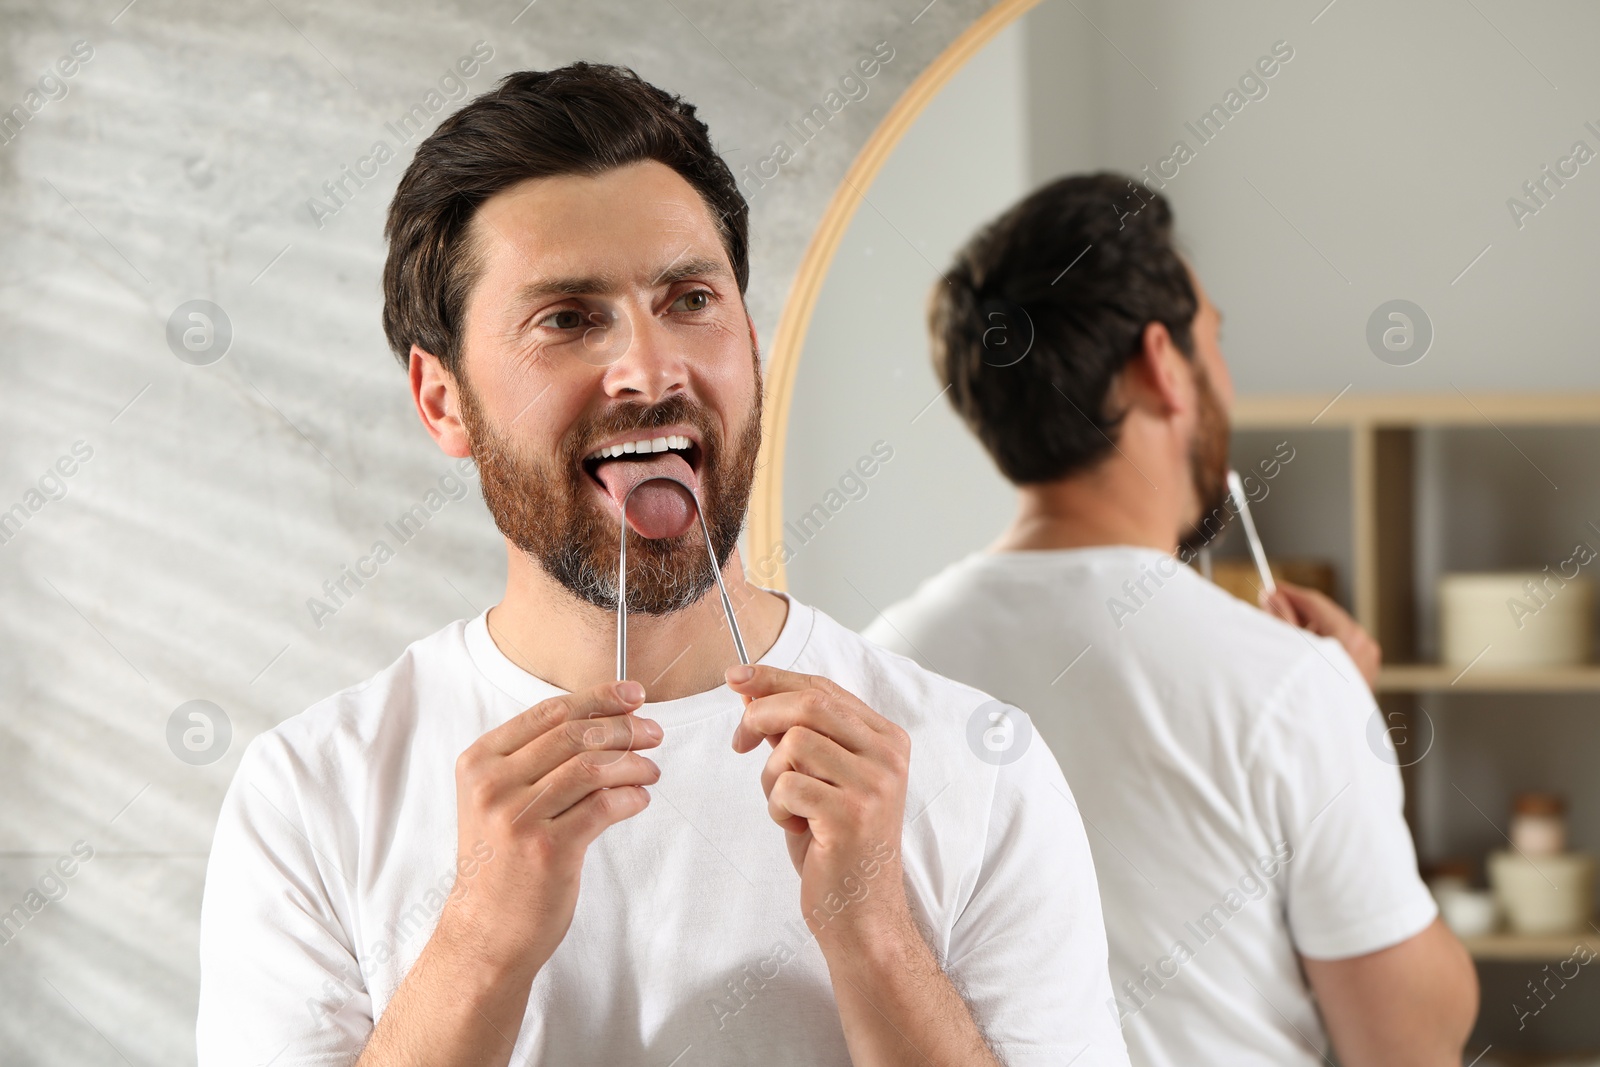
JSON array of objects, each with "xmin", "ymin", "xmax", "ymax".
[
  {"xmin": 616, "ymin": 475, "xmax": 750, "ymax": 683},
  {"xmin": 1226, "ymin": 468, "xmax": 1276, "ymax": 596}
]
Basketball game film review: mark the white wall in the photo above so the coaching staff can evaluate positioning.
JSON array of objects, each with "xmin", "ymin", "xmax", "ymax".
[{"xmin": 1081, "ymin": 0, "xmax": 1600, "ymax": 395}]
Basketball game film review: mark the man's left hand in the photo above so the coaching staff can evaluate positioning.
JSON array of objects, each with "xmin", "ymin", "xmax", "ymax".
[{"xmin": 727, "ymin": 664, "xmax": 910, "ymax": 945}]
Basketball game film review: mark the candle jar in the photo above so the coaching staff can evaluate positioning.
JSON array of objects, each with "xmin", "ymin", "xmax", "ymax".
[{"xmin": 1510, "ymin": 792, "xmax": 1567, "ymax": 857}]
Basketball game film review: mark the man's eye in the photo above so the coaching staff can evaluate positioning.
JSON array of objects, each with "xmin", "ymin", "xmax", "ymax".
[
  {"xmin": 541, "ymin": 309, "xmax": 586, "ymax": 330},
  {"xmin": 673, "ymin": 290, "xmax": 711, "ymax": 312}
]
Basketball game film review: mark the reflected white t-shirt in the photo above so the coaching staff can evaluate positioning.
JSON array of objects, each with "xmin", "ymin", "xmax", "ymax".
[
  {"xmin": 197, "ymin": 593, "xmax": 1130, "ymax": 1066},
  {"xmin": 864, "ymin": 547, "xmax": 1438, "ymax": 1067}
]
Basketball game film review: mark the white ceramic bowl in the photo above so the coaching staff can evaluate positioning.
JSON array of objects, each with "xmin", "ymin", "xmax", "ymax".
[
  {"xmin": 1436, "ymin": 888, "xmax": 1499, "ymax": 939},
  {"xmin": 1488, "ymin": 850, "xmax": 1596, "ymax": 935}
]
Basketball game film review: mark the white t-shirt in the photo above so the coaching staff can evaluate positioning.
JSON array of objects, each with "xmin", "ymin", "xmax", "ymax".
[
  {"xmin": 864, "ymin": 547, "xmax": 1438, "ymax": 1067},
  {"xmin": 197, "ymin": 593, "xmax": 1130, "ymax": 1067}
]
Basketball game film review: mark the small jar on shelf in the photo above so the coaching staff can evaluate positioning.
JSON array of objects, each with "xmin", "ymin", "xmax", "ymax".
[{"xmin": 1509, "ymin": 791, "xmax": 1567, "ymax": 856}]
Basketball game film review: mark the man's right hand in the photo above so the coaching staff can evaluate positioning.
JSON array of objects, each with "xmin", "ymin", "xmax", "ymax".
[
  {"xmin": 440, "ymin": 679, "xmax": 663, "ymax": 980},
  {"xmin": 355, "ymin": 680, "xmax": 662, "ymax": 1067},
  {"xmin": 1261, "ymin": 581, "xmax": 1382, "ymax": 689}
]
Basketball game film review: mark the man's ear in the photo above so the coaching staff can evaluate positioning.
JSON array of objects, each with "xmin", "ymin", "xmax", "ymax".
[
  {"xmin": 409, "ymin": 345, "xmax": 474, "ymax": 459},
  {"xmin": 1126, "ymin": 320, "xmax": 1192, "ymax": 418}
]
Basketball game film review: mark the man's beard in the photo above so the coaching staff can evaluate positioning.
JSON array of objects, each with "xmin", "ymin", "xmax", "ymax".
[
  {"xmin": 459, "ymin": 364, "xmax": 764, "ymax": 616},
  {"xmin": 1176, "ymin": 363, "xmax": 1233, "ymax": 559}
]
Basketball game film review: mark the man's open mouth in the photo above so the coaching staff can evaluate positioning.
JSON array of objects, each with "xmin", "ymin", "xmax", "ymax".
[
  {"xmin": 581, "ymin": 430, "xmax": 704, "ymax": 540},
  {"xmin": 581, "ymin": 433, "xmax": 702, "ymax": 486}
]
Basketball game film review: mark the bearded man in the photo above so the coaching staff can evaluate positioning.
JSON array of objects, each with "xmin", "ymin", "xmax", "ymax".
[
  {"xmin": 864, "ymin": 173, "xmax": 1478, "ymax": 1067},
  {"xmin": 195, "ymin": 65, "xmax": 1129, "ymax": 1067}
]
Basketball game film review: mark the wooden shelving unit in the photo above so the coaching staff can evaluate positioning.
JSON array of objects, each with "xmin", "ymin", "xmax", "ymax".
[
  {"xmin": 1233, "ymin": 392, "xmax": 1600, "ymax": 966},
  {"xmin": 1378, "ymin": 664, "xmax": 1600, "ymax": 694},
  {"xmin": 1234, "ymin": 391, "xmax": 1600, "ymax": 653},
  {"xmin": 1462, "ymin": 933, "xmax": 1600, "ymax": 962}
]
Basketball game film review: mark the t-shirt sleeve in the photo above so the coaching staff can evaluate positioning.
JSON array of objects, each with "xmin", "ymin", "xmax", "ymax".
[
  {"xmin": 944, "ymin": 716, "xmax": 1131, "ymax": 1066},
  {"xmin": 1248, "ymin": 642, "xmax": 1439, "ymax": 961},
  {"xmin": 197, "ymin": 730, "xmax": 372, "ymax": 1066}
]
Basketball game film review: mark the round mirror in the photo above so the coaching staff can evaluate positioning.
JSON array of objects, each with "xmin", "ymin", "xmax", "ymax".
[{"xmin": 756, "ymin": 0, "xmax": 1600, "ymax": 629}]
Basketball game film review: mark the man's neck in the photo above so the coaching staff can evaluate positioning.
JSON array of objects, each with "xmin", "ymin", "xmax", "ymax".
[
  {"xmin": 485, "ymin": 543, "xmax": 790, "ymax": 702},
  {"xmin": 993, "ymin": 460, "xmax": 1182, "ymax": 556}
]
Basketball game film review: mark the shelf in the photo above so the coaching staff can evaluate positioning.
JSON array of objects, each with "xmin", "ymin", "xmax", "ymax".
[
  {"xmin": 1462, "ymin": 932, "xmax": 1600, "ymax": 962},
  {"xmin": 1472, "ymin": 1052, "xmax": 1600, "ymax": 1067},
  {"xmin": 1377, "ymin": 664, "xmax": 1600, "ymax": 693},
  {"xmin": 1233, "ymin": 391, "xmax": 1600, "ymax": 429}
]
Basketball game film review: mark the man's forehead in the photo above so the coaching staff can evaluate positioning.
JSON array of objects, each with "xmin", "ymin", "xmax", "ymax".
[{"xmin": 469, "ymin": 161, "xmax": 730, "ymax": 291}]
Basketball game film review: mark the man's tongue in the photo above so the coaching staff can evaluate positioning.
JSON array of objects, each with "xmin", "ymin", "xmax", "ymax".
[{"xmin": 592, "ymin": 452, "xmax": 699, "ymax": 539}]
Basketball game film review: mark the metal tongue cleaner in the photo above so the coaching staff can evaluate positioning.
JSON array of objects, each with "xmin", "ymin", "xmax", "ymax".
[
  {"xmin": 615, "ymin": 475, "xmax": 749, "ymax": 682},
  {"xmin": 592, "ymin": 450, "xmax": 699, "ymax": 541},
  {"xmin": 1226, "ymin": 468, "xmax": 1276, "ymax": 595}
]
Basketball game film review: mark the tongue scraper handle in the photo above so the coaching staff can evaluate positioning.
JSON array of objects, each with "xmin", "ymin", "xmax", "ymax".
[
  {"xmin": 616, "ymin": 475, "xmax": 750, "ymax": 684},
  {"xmin": 1226, "ymin": 468, "xmax": 1276, "ymax": 596}
]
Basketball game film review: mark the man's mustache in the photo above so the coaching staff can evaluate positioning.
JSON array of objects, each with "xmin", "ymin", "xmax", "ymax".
[{"xmin": 567, "ymin": 399, "xmax": 717, "ymax": 463}]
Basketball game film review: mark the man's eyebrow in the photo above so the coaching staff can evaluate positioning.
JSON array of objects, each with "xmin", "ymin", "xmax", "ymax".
[
  {"xmin": 511, "ymin": 256, "xmax": 730, "ymax": 306},
  {"xmin": 652, "ymin": 255, "xmax": 730, "ymax": 287},
  {"xmin": 513, "ymin": 273, "xmax": 618, "ymax": 304}
]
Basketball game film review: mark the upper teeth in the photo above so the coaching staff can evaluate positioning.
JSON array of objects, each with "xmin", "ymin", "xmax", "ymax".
[{"xmin": 589, "ymin": 434, "xmax": 692, "ymax": 460}]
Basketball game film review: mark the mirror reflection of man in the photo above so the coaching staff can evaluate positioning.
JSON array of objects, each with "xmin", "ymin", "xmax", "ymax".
[
  {"xmin": 866, "ymin": 172, "xmax": 1477, "ymax": 1067},
  {"xmin": 195, "ymin": 67, "xmax": 1130, "ymax": 1067}
]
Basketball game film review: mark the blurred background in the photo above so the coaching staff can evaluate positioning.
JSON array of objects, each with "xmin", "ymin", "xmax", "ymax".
[{"xmin": 5, "ymin": 0, "xmax": 1600, "ymax": 1062}]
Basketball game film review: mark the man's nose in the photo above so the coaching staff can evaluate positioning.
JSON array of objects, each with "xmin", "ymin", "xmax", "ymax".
[{"xmin": 598, "ymin": 306, "xmax": 689, "ymax": 404}]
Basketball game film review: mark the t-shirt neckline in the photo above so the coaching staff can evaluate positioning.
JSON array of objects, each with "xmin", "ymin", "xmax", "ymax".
[{"xmin": 464, "ymin": 590, "xmax": 814, "ymax": 727}]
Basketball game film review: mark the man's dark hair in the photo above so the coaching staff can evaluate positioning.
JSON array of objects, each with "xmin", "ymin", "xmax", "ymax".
[
  {"xmin": 382, "ymin": 62, "xmax": 749, "ymax": 374},
  {"xmin": 930, "ymin": 171, "xmax": 1198, "ymax": 485}
]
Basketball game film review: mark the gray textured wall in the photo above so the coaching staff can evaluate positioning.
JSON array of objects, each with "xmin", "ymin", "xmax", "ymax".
[{"xmin": 0, "ymin": 1, "xmax": 996, "ymax": 1061}]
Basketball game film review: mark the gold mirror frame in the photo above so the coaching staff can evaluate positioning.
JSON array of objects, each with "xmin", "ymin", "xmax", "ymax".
[{"xmin": 748, "ymin": 0, "xmax": 1043, "ymax": 590}]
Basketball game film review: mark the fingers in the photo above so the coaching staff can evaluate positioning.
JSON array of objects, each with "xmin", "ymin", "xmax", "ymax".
[
  {"xmin": 768, "ymin": 769, "xmax": 842, "ymax": 832},
  {"xmin": 1260, "ymin": 588, "xmax": 1299, "ymax": 625},
  {"xmin": 724, "ymin": 668, "xmax": 910, "ymax": 867},
  {"xmin": 726, "ymin": 665, "xmax": 889, "ymax": 753},
  {"xmin": 551, "ymin": 783, "xmax": 655, "ymax": 846},
  {"xmin": 1279, "ymin": 581, "xmax": 1332, "ymax": 614},
  {"xmin": 1264, "ymin": 583, "xmax": 1383, "ymax": 686},
  {"xmin": 456, "ymin": 679, "xmax": 664, "ymax": 854},
  {"xmin": 480, "ymin": 680, "xmax": 648, "ymax": 757},
  {"xmin": 1264, "ymin": 583, "xmax": 1338, "ymax": 631},
  {"xmin": 730, "ymin": 689, "xmax": 877, "ymax": 756},
  {"xmin": 503, "ymin": 709, "xmax": 663, "ymax": 783},
  {"xmin": 759, "ymin": 726, "xmax": 860, "ymax": 835},
  {"xmin": 760, "ymin": 725, "xmax": 854, "ymax": 797},
  {"xmin": 1289, "ymin": 586, "xmax": 1349, "ymax": 639},
  {"xmin": 515, "ymin": 749, "xmax": 662, "ymax": 826},
  {"xmin": 726, "ymin": 664, "xmax": 848, "ymax": 706}
]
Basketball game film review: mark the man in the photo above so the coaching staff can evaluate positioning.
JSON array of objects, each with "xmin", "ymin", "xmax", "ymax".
[
  {"xmin": 196, "ymin": 66, "xmax": 1129, "ymax": 1067},
  {"xmin": 865, "ymin": 173, "xmax": 1478, "ymax": 1066}
]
